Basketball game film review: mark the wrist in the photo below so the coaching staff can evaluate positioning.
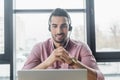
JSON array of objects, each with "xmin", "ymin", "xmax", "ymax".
[{"xmin": 69, "ymin": 58, "xmax": 78, "ymax": 66}]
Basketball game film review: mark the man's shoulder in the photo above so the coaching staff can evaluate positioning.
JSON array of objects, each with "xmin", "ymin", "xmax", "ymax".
[
  {"xmin": 70, "ymin": 39, "xmax": 92, "ymax": 54},
  {"xmin": 34, "ymin": 38, "xmax": 52, "ymax": 47},
  {"xmin": 70, "ymin": 39, "xmax": 85, "ymax": 46}
]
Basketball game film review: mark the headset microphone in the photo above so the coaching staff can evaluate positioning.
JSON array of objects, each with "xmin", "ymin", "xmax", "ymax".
[{"xmin": 64, "ymin": 29, "xmax": 72, "ymax": 48}]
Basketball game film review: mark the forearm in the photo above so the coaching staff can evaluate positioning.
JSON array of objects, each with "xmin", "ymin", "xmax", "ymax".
[
  {"xmin": 33, "ymin": 61, "xmax": 50, "ymax": 69},
  {"xmin": 71, "ymin": 61, "xmax": 97, "ymax": 80}
]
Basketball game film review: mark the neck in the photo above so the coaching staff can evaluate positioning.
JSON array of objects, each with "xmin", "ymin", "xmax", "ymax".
[
  {"xmin": 53, "ymin": 41, "xmax": 64, "ymax": 48},
  {"xmin": 53, "ymin": 38, "xmax": 68, "ymax": 48}
]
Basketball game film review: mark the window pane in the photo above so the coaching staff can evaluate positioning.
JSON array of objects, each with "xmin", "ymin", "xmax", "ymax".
[
  {"xmin": 0, "ymin": 64, "xmax": 10, "ymax": 80},
  {"xmin": 98, "ymin": 62, "xmax": 120, "ymax": 80},
  {"xmin": 15, "ymin": 13, "xmax": 86, "ymax": 78},
  {"xmin": 14, "ymin": 0, "xmax": 85, "ymax": 9},
  {"xmin": 0, "ymin": 0, "xmax": 4, "ymax": 54},
  {"xmin": 70, "ymin": 13, "xmax": 86, "ymax": 42},
  {"xmin": 95, "ymin": 0, "xmax": 120, "ymax": 51}
]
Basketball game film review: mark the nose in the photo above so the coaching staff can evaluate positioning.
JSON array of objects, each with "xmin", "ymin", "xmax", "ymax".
[{"xmin": 57, "ymin": 26, "xmax": 63, "ymax": 34}]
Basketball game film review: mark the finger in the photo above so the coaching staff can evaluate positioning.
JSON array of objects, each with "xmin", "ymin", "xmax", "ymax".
[
  {"xmin": 56, "ymin": 47, "xmax": 64, "ymax": 52},
  {"xmin": 56, "ymin": 48, "xmax": 69, "ymax": 56},
  {"xmin": 57, "ymin": 46, "xmax": 63, "ymax": 49},
  {"xmin": 60, "ymin": 56, "xmax": 67, "ymax": 62},
  {"xmin": 60, "ymin": 55, "xmax": 72, "ymax": 64},
  {"xmin": 56, "ymin": 57, "xmax": 65, "ymax": 63}
]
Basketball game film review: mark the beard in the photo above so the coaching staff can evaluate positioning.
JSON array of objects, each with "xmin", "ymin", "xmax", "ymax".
[
  {"xmin": 52, "ymin": 33, "xmax": 67, "ymax": 44},
  {"xmin": 53, "ymin": 37, "xmax": 65, "ymax": 43}
]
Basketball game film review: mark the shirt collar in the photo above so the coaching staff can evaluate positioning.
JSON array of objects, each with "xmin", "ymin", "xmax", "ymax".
[{"xmin": 50, "ymin": 38, "xmax": 70, "ymax": 49}]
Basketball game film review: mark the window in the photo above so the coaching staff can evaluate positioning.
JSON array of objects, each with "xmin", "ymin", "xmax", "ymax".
[
  {"xmin": 0, "ymin": 64, "xmax": 10, "ymax": 80},
  {"xmin": 14, "ymin": 0, "xmax": 86, "ymax": 80},
  {"xmin": 0, "ymin": 0, "xmax": 4, "ymax": 54},
  {"xmin": 14, "ymin": 0, "xmax": 85, "ymax": 9},
  {"xmin": 95, "ymin": 0, "xmax": 120, "ymax": 52},
  {"xmin": 14, "ymin": 0, "xmax": 120, "ymax": 80},
  {"xmin": 98, "ymin": 62, "xmax": 120, "ymax": 80},
  {"xmin": 0, "ymin": 0, "xmax": 13, "ymax": 80},
  {"xmin": 94, "ymin": 0, "xmax": 120, "ymax": 61},
  {"xmin": 15, "ymin": 12, "xmax": 86, "ymax": 70},
  {"xmin": 1, "ymin": 0, "xmax": 120, "ymax": 80},
  {"xmin": 94, "ymin": 0, "xmax": 120, "ymax": 80}
]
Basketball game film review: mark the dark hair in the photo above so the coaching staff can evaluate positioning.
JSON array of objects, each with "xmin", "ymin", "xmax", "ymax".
[{"xmin": 48, "ymin": 8, "xmax": 72, "ymax": 31}]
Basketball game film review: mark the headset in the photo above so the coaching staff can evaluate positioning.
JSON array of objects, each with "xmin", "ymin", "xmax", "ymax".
[{"xmin": 48, "ymin": 8, "xmax": 73, "ymax": 32}]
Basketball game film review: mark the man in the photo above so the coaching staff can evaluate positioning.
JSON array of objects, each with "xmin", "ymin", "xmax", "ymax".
[{"xmin": 23, "ymin": 8, "xmax": 104, "ymax": 80}]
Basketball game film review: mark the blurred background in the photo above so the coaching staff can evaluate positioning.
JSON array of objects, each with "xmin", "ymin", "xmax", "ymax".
[{"xmin": 0, "ymin": 0, "xmax": 120, "ymax": 80}]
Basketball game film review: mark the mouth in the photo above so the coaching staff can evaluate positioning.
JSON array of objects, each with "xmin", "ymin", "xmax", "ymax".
[
  {"xmin": 55, "ymin": 33, "xmax": 65, "ymax": 40},
  {"xmin": 52, "ymin": 33, "xmax": 66, "ymax": 43}
]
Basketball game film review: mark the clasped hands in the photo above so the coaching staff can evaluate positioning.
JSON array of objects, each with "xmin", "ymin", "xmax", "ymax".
[{"xmin": 44, "ymin": 46, "xmax": 72, "ymax": 67}]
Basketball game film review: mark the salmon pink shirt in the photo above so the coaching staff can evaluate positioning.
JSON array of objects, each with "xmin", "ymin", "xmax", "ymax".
[{"xmin": 23, "ymin": 38, "xmax": 104, "ymax": 80}]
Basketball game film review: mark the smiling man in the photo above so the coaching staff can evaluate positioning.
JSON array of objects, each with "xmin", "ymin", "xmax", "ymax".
[{"xmin": 23, "ymin": 8, "xmax": 104, "ymax": 80}]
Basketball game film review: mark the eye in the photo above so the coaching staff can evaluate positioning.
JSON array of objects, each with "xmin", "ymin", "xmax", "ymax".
[
  {"xmin": 61, "ymin": 24, "xmax": 68, "ymax": 28},
  {"xmin": 51, "ymin": 24, "xmax": 57, "ymax": 28}
]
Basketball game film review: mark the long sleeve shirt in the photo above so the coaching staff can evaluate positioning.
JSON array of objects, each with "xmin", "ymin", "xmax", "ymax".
[{"xmin": 23, "ymin": 38, "xmax": 104, "ymax": 80}]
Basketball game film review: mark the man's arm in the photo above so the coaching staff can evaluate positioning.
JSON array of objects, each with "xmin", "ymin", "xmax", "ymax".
[
  {"xmin": 27, "ymin": 45, "xmax": 104, "ymax": 80},
  {"xmin": 33, "ymin": 47, "xmax": 65, "ymax": 69},
  {"xmin": 68, "ymin": 58, "xmax": 97, "ymax": 80},
  {"xmin": 54, "ymin": 46, "xmax": 104, "ymax": 80}
]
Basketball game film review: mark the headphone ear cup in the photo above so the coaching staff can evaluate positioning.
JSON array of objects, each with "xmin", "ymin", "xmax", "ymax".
[{"xmin": 69, "ymin": 25, "xmax": 72, "ymax": 31}]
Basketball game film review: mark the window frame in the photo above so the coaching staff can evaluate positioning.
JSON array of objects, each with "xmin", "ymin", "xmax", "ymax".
[
  {"xmin": 0, "ymin": 0, "xmax": 13, "ymax": 61},
  {"xmin": 1, "ymin": 0, "xmax": 120, "ymax": 80},
  {"xmin": 0, "ymin": 0, "xmax": 14, "ymax": 80},
  {"xmin": 13, "ymin": 0, "xmax": 120, "ymax": 62},
  {"xmin": 86, "ymin": 0, "xmax": 120, "ymax": 62},
  {"xmin": 0, "ymin": 0, "xmax": 5, "ymax": 61}
]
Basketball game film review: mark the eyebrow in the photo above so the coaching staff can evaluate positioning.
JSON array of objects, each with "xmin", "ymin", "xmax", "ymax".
[
  {"xmin": 51, "ymin": 24, "xmax": 57, "ymax": 25},
  {"xmin": 61, "ymin": 23, "xmax": 68, "ymax": 25},
  {"xmin": 51, "ymin": 23, "xmax": 68, "ymax": 25}
]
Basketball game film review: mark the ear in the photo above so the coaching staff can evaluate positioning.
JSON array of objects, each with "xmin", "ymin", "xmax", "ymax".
[{"xmin": 69, "ymin": 25, "xmax": 72, "ymax": 31}]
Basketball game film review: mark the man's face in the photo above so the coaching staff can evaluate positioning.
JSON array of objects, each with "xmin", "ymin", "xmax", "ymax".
[{"xmin": 50, "ymin": 16, "xmax": 69, "ymax": 43}]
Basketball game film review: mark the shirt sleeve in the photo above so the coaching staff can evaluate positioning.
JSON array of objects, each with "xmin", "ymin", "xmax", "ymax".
[
  {"xmin": 22, "ymin": 43, "xmax": 41, "ymax": 69},
  {"xmin": 80, "ymin": 43, "xmax": 105, "ymax": 80}
]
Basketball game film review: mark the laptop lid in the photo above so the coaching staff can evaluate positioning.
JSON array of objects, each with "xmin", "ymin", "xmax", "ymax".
[{"xmin": 18, "ymin": 69, "xmax": 87, "ymax": 80}]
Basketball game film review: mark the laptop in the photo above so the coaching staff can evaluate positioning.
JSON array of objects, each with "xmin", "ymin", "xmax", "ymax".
[{"xmin": 18, "ymin": 69, "xmax": 87, "ymax": 80}]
